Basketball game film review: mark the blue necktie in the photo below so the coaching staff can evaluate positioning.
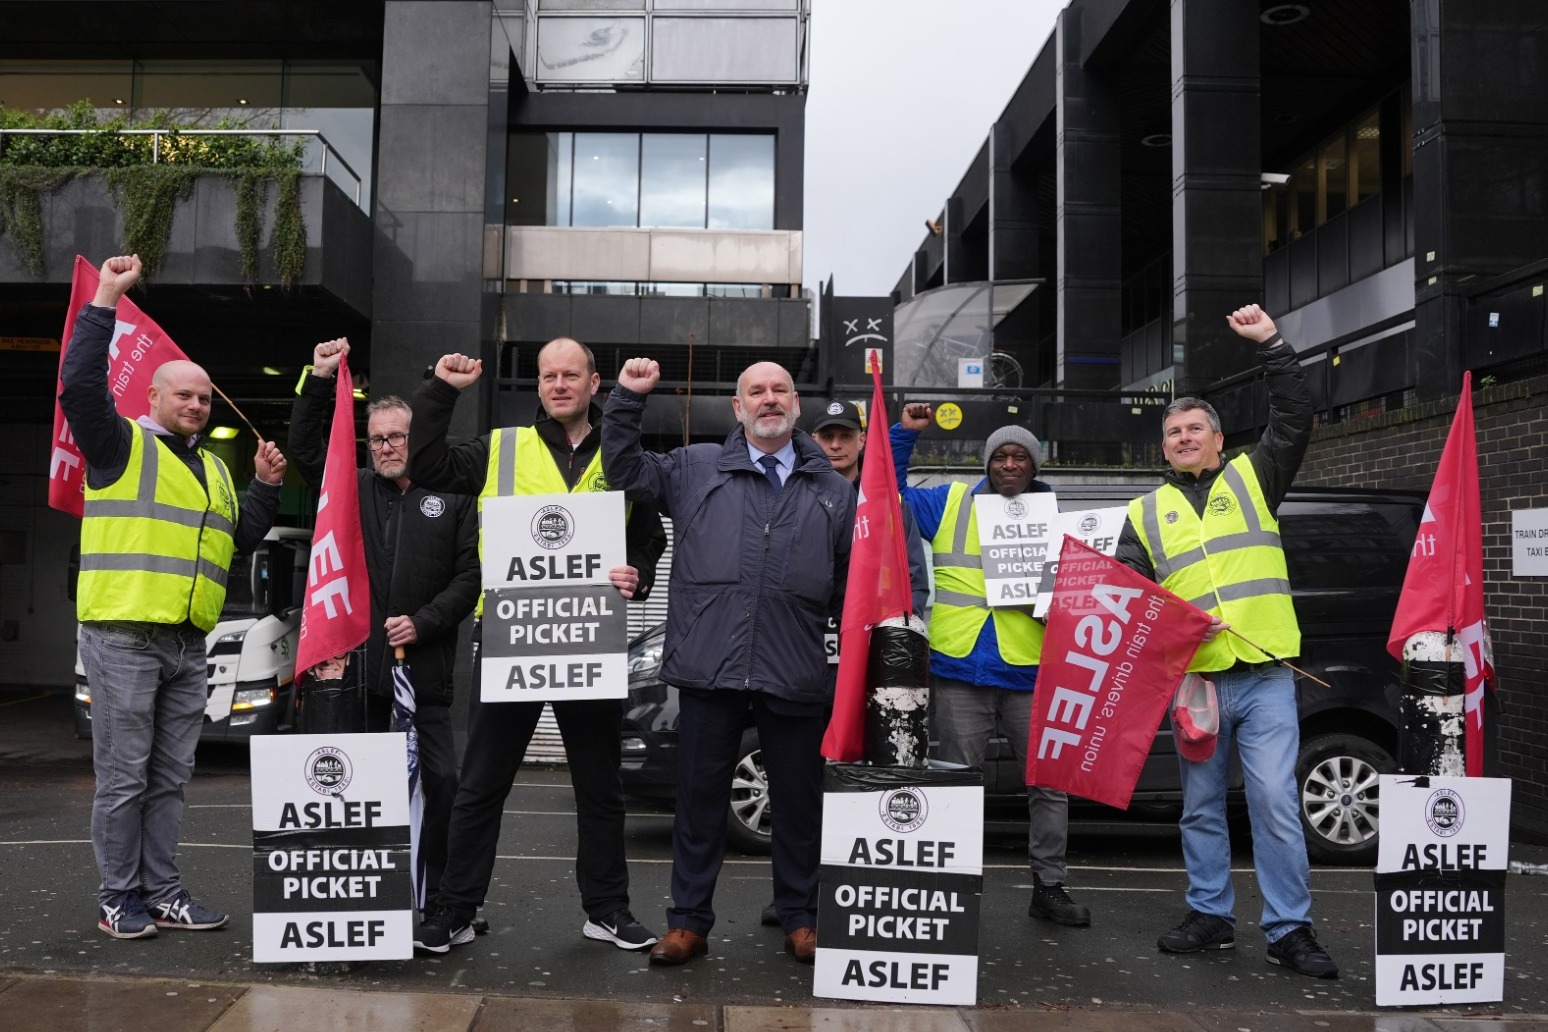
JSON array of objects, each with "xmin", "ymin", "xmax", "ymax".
[{"xmin": 758, "ymin": 453, "xmax": 783, "ymax": 498}]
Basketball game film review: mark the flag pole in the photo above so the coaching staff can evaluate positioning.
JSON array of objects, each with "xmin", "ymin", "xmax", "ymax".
[
  {"xmin": 211, "ymin": 382, "xmax": 267, "ymax": 442},
  {"xmin": 1222, "ymin": 628, "xmax": 1332, "ymax": 689}
]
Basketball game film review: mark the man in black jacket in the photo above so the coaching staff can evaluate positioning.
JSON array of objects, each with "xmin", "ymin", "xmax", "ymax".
[
  {"xmin": 603, "ymin": 359, "xmax": 854, "ymax": 967},
  {"xmin": 409, "ymin": 338, "xmax": 667, "ymax": 955},
  {"xmin": 288, "ymin": 338, "xmax": 479, "ymax": 906}
]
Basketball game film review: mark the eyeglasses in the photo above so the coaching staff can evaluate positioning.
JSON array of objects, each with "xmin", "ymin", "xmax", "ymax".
[{"xmin": 367, "ymin": 432, "xmax": 408, "ymax": 451}]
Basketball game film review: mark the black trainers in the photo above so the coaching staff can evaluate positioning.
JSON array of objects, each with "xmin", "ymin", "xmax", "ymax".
[
  {"xmin": 414, "ymin": 903, "xmax": 474, "ymax": 954},
  {"xmin": 1157, "ymin": 909, "xmax": 1235, "ymax": 952},
  {"xmin": 98, "ymin": 890, "xmax": 157, "ymax": 939},
  {"xmin": 147, "ymin": 888, "xmax": 229, "ymax": 931},
  {"xmin": 1028, "ymin": 874, "xmax": 1091, "ymax": 927},
  {"xmin": 1267, "ymin": 925, "xmax": 1339, "ymax": 978},
  {"xmin": 583, "ymin": 908, "xmax": 659, "ymax": 950}
]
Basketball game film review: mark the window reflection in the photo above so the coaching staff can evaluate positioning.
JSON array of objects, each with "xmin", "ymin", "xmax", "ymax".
[
  {"xmin": 708, "ymin": 134, "xmax": 774, "ymax": 229},
  {"xmin": 507, "ymin": 129, "xmax": 773, "ymax": 230},
  {"xmin": 572, "ymin": 132, "xmax": 639, "ymax": 227},
  {"xmin": 640, "ymin": 133, "xmax": 707, "ymax": 228}
]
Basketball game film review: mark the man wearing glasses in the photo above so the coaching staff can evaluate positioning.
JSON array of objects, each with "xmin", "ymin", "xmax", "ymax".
[{"xmin": 288, "ymin": 338, "xmax": 480, "ymax": 906}]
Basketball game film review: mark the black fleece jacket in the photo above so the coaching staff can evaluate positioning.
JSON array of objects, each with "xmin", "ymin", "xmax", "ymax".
[{"xmin": 1114, "ymin": 333, "xmax": 1312, "ymax": 582}]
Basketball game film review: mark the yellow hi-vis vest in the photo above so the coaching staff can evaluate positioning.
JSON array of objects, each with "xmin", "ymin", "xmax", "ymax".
[
  {"xmin": 476, "ymin": 425, "xmax": 618, "ymax": 615},
  {"xmin": 928, "ymin": 481, "xmax": 1044, "ymax": 665},
  {"xmin": 1128, "ymin": 452, "xmax": 1301, "ymax": 672},
  {"xmin": 79, "ymin": 420, "xmax": 239, "ymax": 633}
]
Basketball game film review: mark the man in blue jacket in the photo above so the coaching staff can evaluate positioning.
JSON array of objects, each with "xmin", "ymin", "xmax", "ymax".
[
  {"xmin": 892, "ymin": 408, "xmax": 1090, "ymax": 927},
  {"xmin": 603, "ymin": 359, "xmax": 855, "ymax": 966}
]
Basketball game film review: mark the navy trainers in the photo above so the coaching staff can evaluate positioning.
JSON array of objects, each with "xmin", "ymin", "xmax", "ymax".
[
  {"xmin": 1267, "ymin": 925, "xmax": 1339, "ymax": 978},
  {"xmin": 98, "ymin": 890, "xmax": 157, "ymax": 939},
  {"xmin": 1157, "ymin": 909, "xmax": 1235, "ymax": 952},
  {"xmin": 147, "ymin": 888, "xmax": 229, "ymax": 930}
]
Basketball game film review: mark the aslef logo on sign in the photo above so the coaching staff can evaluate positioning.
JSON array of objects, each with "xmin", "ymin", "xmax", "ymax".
[
  {"xmin": 879, "ymin": 788, "xmax": 929, "ymax": 833},
  {"xmin": 1078, "ymin": 512, "xmax": 1102, "ymax": 534},
  {"xmin": 304, "ymin": 746, "xmax": 353, "ymax": 797},
  {"xmin": 531, "ymin": 504, "xmax": 575, "ymax": 550},
  {"xmin": 1005, "ymin": 498, "xmax": 1027, "ymax": 520},
  {"xmin": 1425, "ymin": 788, "xmax": 1465, "ymax": 837}
]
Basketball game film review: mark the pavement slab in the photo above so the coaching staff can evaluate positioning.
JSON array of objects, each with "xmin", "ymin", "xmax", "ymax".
[
  {"xmin": 475, "ymin": 995, "xmax": 720, "ymax": 1031},
  {"xmin": 207, "ymin": 984, "xmax": 481, "ymax": 1032},
  {"xmin": 726, "ymin": 1004, "xmax": 971, "ymax": 1032},
  {"xmin": 964, "ymin": 1007, "xmax": 1207, "ymax": 1031},
  {"xmin": 0, "ymin": 974, "xmax": 244, "ymax": 1032}
]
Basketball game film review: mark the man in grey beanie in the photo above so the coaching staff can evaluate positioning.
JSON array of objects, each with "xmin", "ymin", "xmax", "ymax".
[{"xmin": 889, "ymin": 405, "xmax": 1089, "ymax": 927}]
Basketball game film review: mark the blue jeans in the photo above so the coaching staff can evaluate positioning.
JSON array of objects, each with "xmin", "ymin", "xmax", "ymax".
[
  {"xmin": 79, "ymin": 620, "xmax": 208, "ymax": 905},
  {"xmin": 1177, "ymin": 664, "xmax": 1311, "ymax": 943}
]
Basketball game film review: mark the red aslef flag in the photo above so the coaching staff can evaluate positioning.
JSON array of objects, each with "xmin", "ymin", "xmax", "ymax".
[
  {"xmin": 1387, "ymin": 372, "xmax": 1495, "ymax": 776},
  {"xmin": 49, "ymin": 255, "xmax": 192, "ymax": 517},
  {"xmin": 1027, "ymin": 538, "xmax": 1212, "ymax": 809},
  {"xmin": 821, "ymin": 359, "xmax": 914, "ymax": 762},
  {"xmin": 295, "ymin": 355, "xmax": 370, "ymax": 679}
]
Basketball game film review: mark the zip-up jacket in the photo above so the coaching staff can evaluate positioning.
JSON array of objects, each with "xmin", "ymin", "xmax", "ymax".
[
  {"xmin": 59, "ymin": 303, "xmax": 280, "ymax": 629},
  {"xmin": 408, "ymin": 376, "xmax": 666, "ymax": 599},
  {"xmin": 1113, "ymin": 332, "xmax": 1312, "ymax": 581},
  {"xmin": 603, "ymin": 385, "xmax": 855, "ymax": 705},
  {"xmin": 289, "ymin": 374, "xmax": 479, "ymax": 703}
]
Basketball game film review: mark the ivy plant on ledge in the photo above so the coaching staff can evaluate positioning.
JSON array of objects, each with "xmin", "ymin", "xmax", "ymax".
[{"xmin": 0, "ymin": 101, "xmax": 307, "ymax": 286}]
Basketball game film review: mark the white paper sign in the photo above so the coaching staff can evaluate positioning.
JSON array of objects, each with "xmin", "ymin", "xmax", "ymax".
[
  {"xmin": 815, "ymin": 779, "xmax": 984, "ymax": 1007},
  {"xmin": 972, "ymin": 491, "xmax": 1059, "ymax": 607},
  {"xmin": 957, "ymin": 358, "xmax": 984, "ymax": 389},
  {"xmin": 480, "ymin": 493, "xmax": 628, "ymax": 703},
  {"xmin": 1374, "ymin": 775, "xmax": 1511, "ymax": 1007},
  {"xmin": 1032, "ymin": 506, "xmax": 1129, "ymax": 618},
  {"xmin": 250, "ymin": 733, "xmax": 414, "ymax": 963},
  {"xmin": 1512, "ymin": 508, "xmax": 1548, "ymax": 576}
]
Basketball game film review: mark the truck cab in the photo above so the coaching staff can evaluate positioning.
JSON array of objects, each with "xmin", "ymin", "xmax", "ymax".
[{"xmin": 73, "ymin": 526, "xmax": 311, "ymax": 743}]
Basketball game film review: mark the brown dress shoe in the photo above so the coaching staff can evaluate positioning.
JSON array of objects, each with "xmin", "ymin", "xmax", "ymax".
[
  {"xmin": 649, "ymin": 928, "xmax": 708, "ymax": 966},
  {"xmin": 784, "ymin": 927, "xmax": 817, "ymax": 963}
]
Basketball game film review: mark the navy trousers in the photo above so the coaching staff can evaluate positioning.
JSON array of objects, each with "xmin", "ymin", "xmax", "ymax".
[{"xmin": 667, "ymin": 687, "xmax": 825, "ymax": 936}]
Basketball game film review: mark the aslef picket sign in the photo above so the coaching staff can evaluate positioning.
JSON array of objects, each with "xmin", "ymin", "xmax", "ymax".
[{"xmin": 251, "ymin": 733, "xmax": 414, "ymax": 962}]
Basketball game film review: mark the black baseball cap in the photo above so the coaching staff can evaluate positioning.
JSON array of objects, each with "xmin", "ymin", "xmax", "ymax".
[{"xmin": 810, "ymin": 399, "xmax": 864, "ymax": 433}]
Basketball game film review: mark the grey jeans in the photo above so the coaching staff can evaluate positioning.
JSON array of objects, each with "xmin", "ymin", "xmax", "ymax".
[
  {"xmin": 932, "ymin": 676, "xmax": 1072, "ymax": 883},
  {"xmin": 79, "ymin": 620, "xmax": 208, "ymax": 905}
]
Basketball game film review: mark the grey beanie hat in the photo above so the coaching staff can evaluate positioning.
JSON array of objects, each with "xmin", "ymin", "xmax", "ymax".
[{"xmin": 984, "ymin": 424, "xmax": 1042, "ymax": 476}]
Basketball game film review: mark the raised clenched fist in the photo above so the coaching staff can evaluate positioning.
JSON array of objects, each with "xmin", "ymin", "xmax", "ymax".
[{"xmin": 618, "ymin": 357, "xmax": 661, "ymax": 395}]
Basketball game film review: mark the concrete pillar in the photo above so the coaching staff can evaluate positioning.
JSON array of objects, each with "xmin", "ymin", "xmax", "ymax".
[
  {"xmin": 1055, "ymin": 7, "xmax": 1122, "ymax": 389},
  {"xmin": 1169, "ymin": 0, "xmax": 1262, "ymax": 396}
]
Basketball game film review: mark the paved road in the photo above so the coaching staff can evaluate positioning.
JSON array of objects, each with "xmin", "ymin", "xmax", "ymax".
[{"xmin": 4, "ymin": 683, "xmax": 1548, "ymax": 1019}]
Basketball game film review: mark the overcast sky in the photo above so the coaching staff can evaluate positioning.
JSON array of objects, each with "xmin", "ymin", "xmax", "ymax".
[{"xmin": 803, "ymin": 1, "xmax": 1065, "ymax": 299}]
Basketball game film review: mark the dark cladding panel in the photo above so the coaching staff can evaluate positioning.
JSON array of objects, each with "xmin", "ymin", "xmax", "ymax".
[
  {"xmin": 569, "ymin": 296, "xmax": 642, "ymax": 345},
  {"xmin": 708, "ymin": 297, "xmax": 780, "ymax": 350},
  {"xmin": 639, "ymin": 296, "xmax": 710, "ymax": 347}
]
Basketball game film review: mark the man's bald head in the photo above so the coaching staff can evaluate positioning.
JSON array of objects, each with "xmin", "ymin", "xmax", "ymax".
[
  {"xmin": 732, "ymin": 361, "xmax": 799, "ymax": 451},
  {"xmin": 148, "ymin": 360, "xmax": 214, "ymax": 437}
]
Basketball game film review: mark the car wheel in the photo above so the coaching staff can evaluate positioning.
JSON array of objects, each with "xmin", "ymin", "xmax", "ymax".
[
  {"xmin": 1297, "ymin": 732, "xmax": 1392, "ymax": 866},
  {"xmin": 726, "ymin": 728, "xmax": 773, "ymax": 855}
]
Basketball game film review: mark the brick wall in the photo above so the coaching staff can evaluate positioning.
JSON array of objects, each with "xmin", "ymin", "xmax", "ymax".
[{"xmin": 1297, "ymin": 374, "xmax": 1548, "ymax": 838}]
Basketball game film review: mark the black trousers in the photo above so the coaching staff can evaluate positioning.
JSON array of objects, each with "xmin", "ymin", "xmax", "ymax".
[
  {"xmin": 436, "ymin": 690, "xmax": 631, "ymax": 921},
  {"xmin": 364, "ymin": 695, "xmax": 457, "ymax": 904},
  {"xmin": 668, "ymin": 688, "xmax": 825, "ymax": 936}
]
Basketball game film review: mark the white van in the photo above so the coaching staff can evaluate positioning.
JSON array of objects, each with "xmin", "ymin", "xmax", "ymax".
[{"xmin": 73, "ymin": 526, "xmax": 312, "ymax": 744}]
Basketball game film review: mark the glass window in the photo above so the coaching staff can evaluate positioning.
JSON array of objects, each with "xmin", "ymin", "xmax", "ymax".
[
  {"xmin": 1351, "ymin": 110, "xmax": 1380, "ymax": 204},
  {"xmin": 0, "ymin": 61, "xmax": 133, "ymax": 119},
  {"xmin": 645, "ymin": 282, "xmax": 705, "ymax": 296},
  {"xmin": 707, "ymin": 134, "xmax": 774, "ymax": 229},
  {"xmin": 707, "ymin": 283, "xmax": 764, "ymax": 297},
  {"xmin": 554, "ymin": 280, "xmax": 638, "ymax": 294},
  {"xmin": 135, "ymin": 61, "xmax": 284, "ymax": 126},
  {"xmin": 571, "ymin": 132, "xmax": 639, "ymax": 227},
  {"xmin": 640, "ymin": 133, "xmax": 707, "ymax": 228},
  {"xmin": 509, "ymin": 132, "xmax": 572, "ymax": 226},
  {"xmin": 1289, "ymin": 158, "xmax": 1316, "ymax": 240},
  {"xmin": 282, "ymin": 63, "xmax": 376, "ymax": 207},
  {"xmin": 1320, "ymin": 134, "xmax": 1348, "ymax": 221}
]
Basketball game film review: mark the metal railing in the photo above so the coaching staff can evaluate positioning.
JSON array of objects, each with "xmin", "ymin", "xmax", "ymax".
[{"xmin": 0, "ymin": 128, "xmax": 364, "ymax": 207}]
